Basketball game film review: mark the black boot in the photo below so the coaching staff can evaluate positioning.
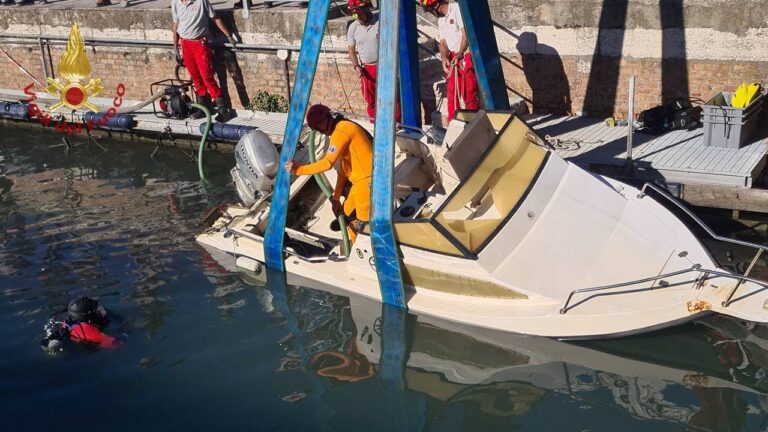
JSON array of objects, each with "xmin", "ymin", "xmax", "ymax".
[
  {"xmin": 190, "ymin": 95, "xmax": 212, "ymax": 120},
  {"xmin": 214, "ymin": 97, "xmax": 234, "ymax": 123}
]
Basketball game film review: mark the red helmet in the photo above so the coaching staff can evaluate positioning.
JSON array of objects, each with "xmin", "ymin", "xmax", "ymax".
[
  {"xmin": 306, "ymin": 104, "xmax": 331, "ymax": 131},
  {"xmin": 347, "ymin": 0, "xmax": 371, "ymax": 12},
  {"xmin": 420, "ymin": 0, "xmax": 442, "ymax": 12}
]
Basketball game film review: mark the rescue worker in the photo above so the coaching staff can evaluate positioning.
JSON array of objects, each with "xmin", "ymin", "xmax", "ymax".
[
  {"xmin": 422, "ymin": 0, "xmax": 479, "ymax": 122},
  {"xmin": 346, "ymin": 0, "xmax": 400, "ymax": 122},
  {"xmin": 284, "ymin": 104, "xmax": 373, "ymax": 242},
  {"xmin": 171, "ymin": 0, "xmax": 237, "ymax": 122}
]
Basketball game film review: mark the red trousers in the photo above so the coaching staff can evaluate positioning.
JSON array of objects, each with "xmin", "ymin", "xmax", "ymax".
[
  {"xmin": 360, "ymin": 64, "xmax": 401, "ymax": 123},
  {"xmin": 181, "ymin": 38, "xmax": 222, "ymax": 100},
  {"xmin": 446, "ymin": 52, "xmax": 479, "ymax": 122}
]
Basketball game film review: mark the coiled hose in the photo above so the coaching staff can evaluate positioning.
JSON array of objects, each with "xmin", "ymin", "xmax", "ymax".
[
  {"xmin": 190, "ymin": 103, "xmax": 211, "ymax": 182},
  {"xmin": 307, "ymin": 130, "xmax": 351, "ymax": 257}
]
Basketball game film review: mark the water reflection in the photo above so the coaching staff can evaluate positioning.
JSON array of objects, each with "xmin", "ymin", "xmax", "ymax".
[
  {"xmin": 3, "ymin": 125, "xmax": 768, "ymax": 430},
  {"xmin": 225, "ymin": 259, "xmax": 768, "ymax": 431},
  {"xmin": 0, "ymin": 127, "xmax": 233, "ymax": 334}
]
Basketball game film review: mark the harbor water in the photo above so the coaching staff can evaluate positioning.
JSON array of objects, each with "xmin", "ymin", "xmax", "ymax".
[{"xmin": 2, "ymin": 125, "xmax": 768, "ymax": 431}]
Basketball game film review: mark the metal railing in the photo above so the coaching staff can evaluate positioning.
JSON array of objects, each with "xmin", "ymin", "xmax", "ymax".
[
  {"xmin": 0, "ymin": 33, "xmax": 347, "ymax": 53},
  {"xmin": 559, "ymin": 264, "xmax": 768, "ymax": 314},
  {"xmin": 559, "ymin": 182, "xmax": 768, "ymax": 314},
  {"xmin": 638, "ymin": 182, "xmax": 768, "ymax": 307}
]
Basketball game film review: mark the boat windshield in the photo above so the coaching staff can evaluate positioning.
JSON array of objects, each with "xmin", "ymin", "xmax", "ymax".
[{"xmin": 394, "ymin": 114, "xmax": 548, "ymax": 258}]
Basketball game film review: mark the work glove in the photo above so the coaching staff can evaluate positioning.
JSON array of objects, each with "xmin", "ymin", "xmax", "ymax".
[{"xmin": 227, "ymin": 35, "xmax": 238, "ymax": 49}]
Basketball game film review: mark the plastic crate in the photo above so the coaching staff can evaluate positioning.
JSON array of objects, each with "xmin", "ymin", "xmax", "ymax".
[{"xmin": 702, "ymin": 91, "xmax": 764, "ymax": 149}]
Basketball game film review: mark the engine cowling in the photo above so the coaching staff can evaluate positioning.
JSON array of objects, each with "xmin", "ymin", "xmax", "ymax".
[{"xmin": 232, "ymin": 130, "xmax": 279, "ymax": 206}]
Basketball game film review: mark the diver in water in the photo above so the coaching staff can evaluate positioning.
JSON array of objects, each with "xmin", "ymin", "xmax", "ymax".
[{"xmin": 41, "ymin": 296, "xmax": 121, "ymax": 354}]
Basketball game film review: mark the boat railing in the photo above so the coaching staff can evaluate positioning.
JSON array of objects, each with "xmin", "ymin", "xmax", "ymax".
[
  {"xmin": 638, "ymin": 182, "xmax": 768, "ymax": 307},
  {"xmin": 561, "ymin": 182, "xmax": 768, "ymax": 314},
  {"xmin": 559, "ymin": 264, "xmax": 768, "ymax": 314}
]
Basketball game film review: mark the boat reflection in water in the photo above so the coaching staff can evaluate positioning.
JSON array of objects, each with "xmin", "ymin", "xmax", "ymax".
[{"xmin": 203, "ymin": 248, "xmax": 768, "ymax": 431}]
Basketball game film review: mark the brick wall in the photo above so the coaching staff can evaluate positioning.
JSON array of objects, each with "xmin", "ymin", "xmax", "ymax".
[
  {"xmin": 501, "ymin": 55, "xmax": 768, "ymax": 119},
  {"xmin": 1, "ymin": 44, "xmax": 372, "ymax": 117},
  {"xmin": 2, "ymin": 42, "xmax": 766, "ymax": 121}
]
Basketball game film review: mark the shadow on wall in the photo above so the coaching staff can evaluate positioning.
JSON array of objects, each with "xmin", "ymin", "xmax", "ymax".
[
  {"xmin": 516, "ymin": 32, "xmax": 572, "ymax": 116},
  {"xmin": 582, "ymin": 0, "xmax": 690, "ymax": 117},
  {"xmin": 660, "ymin": 0, "xmax": 689, "ymax": 104},
  {"xmin": 581, "ymin": 0, "xmax": 629, "ymax": 118},
  {"xmin": 210, "ymin": 12, "xmax": 251, "ymax": 109}
]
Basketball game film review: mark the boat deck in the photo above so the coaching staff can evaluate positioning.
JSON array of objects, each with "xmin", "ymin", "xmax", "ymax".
[{"xmin": 526, "ymin": 114, "xmax": 768, "ymax": 188}]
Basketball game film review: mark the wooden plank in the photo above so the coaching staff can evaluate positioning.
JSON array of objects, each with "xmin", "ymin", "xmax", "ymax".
[
  {"xmin": 709, "ymin": 147, "xmax": 751, "ymax": 174},
  {"xmin": 672, "ymin": 133, "xmax": 706, "ymax": 170},
  {"xmin": 639, "ymin": 130, "xmax": 686, "ymax": 163},
  {"xmin": 663, "ymin": 130, "xmax": 699, "ymax": 167},
  {"xmin": 735, "ymin": 144, "xmax": 768, "ymax": 173},
  {"xmin": 718, "ymin": 145, "xmax": 745, "ymax": 173},
  {"xmin": 698, "ymin": 146, "xmax": 728, "ymax": 173},
  {"xmin": 682, "ymin": 184, "xmax": 768, "ymax": 212},
  {"xmin": 714, "ymin": 150, "xmax": 749, "ymax": 174}
]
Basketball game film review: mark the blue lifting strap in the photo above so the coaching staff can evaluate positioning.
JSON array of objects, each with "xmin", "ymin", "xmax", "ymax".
[
  {"xmin": 264, "ymin": 0, "xmax": 331, "ymax": 271},
  {"xmin": 397, "ymin": 0, "xmax": 421, "ymax": 127},
  {"xmin": 371, "ymin": 0, "xmax": 407, "ymax": 308},
  {"xmin": 457, "ymin": 0, "xmax": 510, "ymax": 110}
]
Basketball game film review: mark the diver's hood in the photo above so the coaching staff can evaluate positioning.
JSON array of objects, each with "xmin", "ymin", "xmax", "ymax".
[{"xmin": 67, "ymin": 296, "xmax": 107, "ymax": 325}]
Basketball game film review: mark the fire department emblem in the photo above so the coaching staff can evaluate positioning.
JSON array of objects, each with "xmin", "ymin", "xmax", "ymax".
[{"xmin": 44, "ymin": 23, "xmax": 103, "ymax": 112}]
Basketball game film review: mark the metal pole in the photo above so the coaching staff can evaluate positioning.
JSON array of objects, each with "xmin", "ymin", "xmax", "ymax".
[
  {"xmin": 241, "ymin": 0, "xmax": 250, "ymax": 19},
  {"xmin": 46, "ymin": 43, "xmax": 55, "ymax": 80},
  {"xmin": 627, "ymin": 75, "xmax": 635, "ymax": 161},
  {"xmin": 38, "ymin": 37, "xmax": 49, "ymax": 82},
  {"xmin": 0, "ymin": 46, "xmax": 46, "ymax": 87},
  {"xmin": 0, "ymin": 34, "xmax": 348, "ymax": 54}
]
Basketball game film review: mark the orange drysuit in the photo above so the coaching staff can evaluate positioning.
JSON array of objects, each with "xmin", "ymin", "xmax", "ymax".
[{"xmin": 296, "ymin": 120, "xmax": 373, "ymax": 240}]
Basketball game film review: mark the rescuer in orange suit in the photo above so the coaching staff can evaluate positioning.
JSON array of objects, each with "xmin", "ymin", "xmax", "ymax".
[{"xmin": 284, "ymin": 104, "xmax": 373, "ymax": 243}]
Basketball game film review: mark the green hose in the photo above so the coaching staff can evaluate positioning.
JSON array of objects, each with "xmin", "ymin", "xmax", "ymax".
[
  {"xmin": 190, "ymin": 103, "xmax": 212, "ymax": 182},
  {"xmin": 307, "ymin": 130, "xmax": 351, "ymax": 257}
]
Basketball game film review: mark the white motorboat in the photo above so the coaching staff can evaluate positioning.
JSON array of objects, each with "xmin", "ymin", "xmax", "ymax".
[
  {"xmin": 200, "ymin": 254, "xmax": 768, "ymax": 426},
  {"xmin": 197, "ymin": 110, "xmax": 768, "ymax": 339}
]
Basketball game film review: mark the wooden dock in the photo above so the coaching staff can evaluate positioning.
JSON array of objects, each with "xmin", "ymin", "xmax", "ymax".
[
  {"xmin": 526, "ymin": 114, "xmax": 768, "ymax": 189},
  {"xmin": 526, "ymin": 114, "xmax": 768, "ymax": 213}
]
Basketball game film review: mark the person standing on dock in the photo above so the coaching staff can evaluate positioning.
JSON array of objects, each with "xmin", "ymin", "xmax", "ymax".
[
  {"xmin": 171, "ymin": 0, "xmax": 238, "ymax": 122},
  {"xmin": 422, "ymin": 0, "xmax": 479, "ymax": 122},
  {"xmin": 285, "ymin": 104, "xmax": 373, "ymax": 243},
  {"xmin": 346, "ymin": 0, "xmax": 400, "ymax": 122}
]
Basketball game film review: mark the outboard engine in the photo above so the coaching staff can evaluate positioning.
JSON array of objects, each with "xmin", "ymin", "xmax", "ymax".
[{"xmin": 232, "ymin": 130, "xmax": 279, "ymax": 206}]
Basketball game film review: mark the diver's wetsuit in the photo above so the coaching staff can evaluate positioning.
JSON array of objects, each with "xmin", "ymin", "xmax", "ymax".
[{"xmin": 296, "ymin": 119, "xmax": 372, "ymax": 241}]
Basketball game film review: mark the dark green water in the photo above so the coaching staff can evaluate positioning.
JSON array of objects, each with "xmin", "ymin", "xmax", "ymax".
[{"xmin": 2, "ymin": 125, "xmax": 768, "ymax": 431}]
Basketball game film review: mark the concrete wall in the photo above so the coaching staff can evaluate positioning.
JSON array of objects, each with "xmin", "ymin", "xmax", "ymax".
[{"xmin": 1, "ymin": 1, "xmax": 767, "ymax": 120}]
